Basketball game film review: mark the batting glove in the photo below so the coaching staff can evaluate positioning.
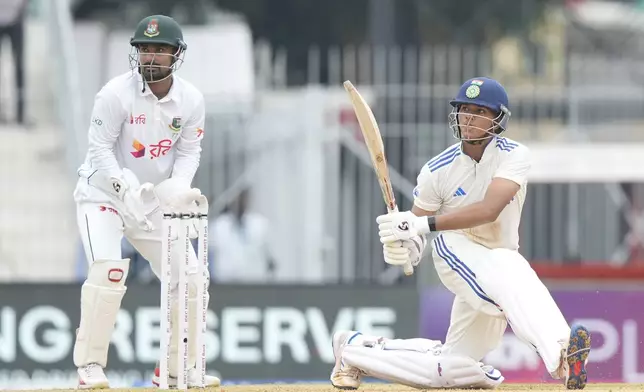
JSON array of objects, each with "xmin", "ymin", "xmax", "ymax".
[
  {"xmin": 377, "ymin": 211, "xmax": 430, "ymax": 244},
  {"xmin": 403, "ymin": 235, "xmax": 427, "ymax": 266},
  {"xmin": 383, "ymin": 241, "xmax": 411, "ymax": 266}
]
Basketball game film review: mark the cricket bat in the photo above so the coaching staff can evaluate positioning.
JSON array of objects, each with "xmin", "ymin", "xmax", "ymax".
[{"xmin": 343, "ymin": 80, "xmax": 414, "ymax": 276}]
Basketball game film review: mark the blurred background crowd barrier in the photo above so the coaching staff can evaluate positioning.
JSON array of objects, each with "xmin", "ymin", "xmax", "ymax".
[{"xmin": 0, "ymin": 0, "xmax": 643, "ymax": 388}]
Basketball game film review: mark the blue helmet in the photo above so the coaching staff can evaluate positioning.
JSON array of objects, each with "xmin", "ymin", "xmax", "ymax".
[{"xmin": 448, "ymin": 77, "xmax": 512, "ymax": 141}]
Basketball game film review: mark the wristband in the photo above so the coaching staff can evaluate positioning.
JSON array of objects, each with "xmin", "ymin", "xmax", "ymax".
[{"xmin": 427, "ymin": 216, "xmax": 437, "ymax": 232}]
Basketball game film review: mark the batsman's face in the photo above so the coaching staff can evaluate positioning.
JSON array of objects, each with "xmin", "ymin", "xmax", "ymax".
[
  {"xmin": 457, "ymin": 104, "xmax": 496, "ymax": 140},
  {"xmin": 137, "ymin": 44, "xmax": 177, "ymax": 82}
]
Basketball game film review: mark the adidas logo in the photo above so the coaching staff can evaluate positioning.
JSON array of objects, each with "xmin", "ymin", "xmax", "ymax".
[{"xmin": 453, "ymin": 187, "xmax": 467, "ymax": 197}]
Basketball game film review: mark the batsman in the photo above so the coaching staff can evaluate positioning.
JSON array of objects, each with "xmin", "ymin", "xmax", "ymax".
[
  {"xmin": 331, "ymin": 77, "xmax": 592, "ymax": 390},
  {"xmin": 72, "ymin": 15, "xmax": 220, "ymax": 388}
]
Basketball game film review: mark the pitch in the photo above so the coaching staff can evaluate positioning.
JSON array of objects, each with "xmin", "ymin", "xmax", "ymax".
[
  {"xmin": 9, "ymin": 385, "xmax": 642, "ymax": 392},
  {"xmin": 220, "ymin": 384, "xmax": 644, "ymax": 392}
]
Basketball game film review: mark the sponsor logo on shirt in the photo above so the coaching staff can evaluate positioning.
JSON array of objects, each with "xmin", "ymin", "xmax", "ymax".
[
  {"xmin": 130, "ymin": 138, "xmax": 172, "ymax": 159},
  {"xmin": 130, "ymin": 113, "xmax": 146, "ymax": 125},
  {"xmin": 149, "ymin": 139, "xmax": 172, "ymax": 159},
  {"xmin": 131, "ymin": 139, "xmax": 145, "ymax": 158}
]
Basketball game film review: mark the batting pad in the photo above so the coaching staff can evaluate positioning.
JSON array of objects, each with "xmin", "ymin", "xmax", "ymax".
[
  {"xmin": 73, "ymin": 259, "xmax": 130, "ymax": 368},
  {"xmin": 342, "ymin": 345, "xmax": 504, "ymax": 389}
]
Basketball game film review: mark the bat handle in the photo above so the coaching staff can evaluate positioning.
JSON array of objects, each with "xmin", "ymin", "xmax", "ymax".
[
  {"xmin": 403, "ymin": 262, "xmax": 414, "ymax": 276},
  {"xmin": 390, "ymin": 205, "xmax": 414, "ymax": 277}
]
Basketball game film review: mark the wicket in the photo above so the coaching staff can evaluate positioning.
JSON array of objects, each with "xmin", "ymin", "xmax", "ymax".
[{"xmin": 159, "ymin": 209, "xmax": 209, "ymax": 390}]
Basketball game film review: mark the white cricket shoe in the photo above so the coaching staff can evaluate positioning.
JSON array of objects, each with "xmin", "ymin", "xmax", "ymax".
[
  {"xmin": 77, "ymin": 363, "xmax": 110, "ymax": 389},
  {"xmin": 330, "ymin": 330, "xmax": 364, "ymax": 390},
  {"xmin": 152, "ymin": 366, "xmax": 221, "ymax": 388}
]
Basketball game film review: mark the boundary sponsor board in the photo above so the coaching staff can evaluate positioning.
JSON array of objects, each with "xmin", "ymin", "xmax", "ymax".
[
  {"xmin": 0, "ymin": 284, "xmax": 418, "ymax": 389},
  {"xmin": 420, "ymin": 287, "xmax": 643, "ymax": 383}
]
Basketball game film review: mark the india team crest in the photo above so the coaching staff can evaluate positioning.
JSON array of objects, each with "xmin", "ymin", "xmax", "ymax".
[
  {"xmin": 466, "ymin": 85, "xmax": 480, "ymax": 99},
  {"xmin": 169, "ymin": 116, "xmax": 182, "ymax": 132},
  {"xmin": 144, "ymin": 19, "xmax": 160, "ymax": 37}
]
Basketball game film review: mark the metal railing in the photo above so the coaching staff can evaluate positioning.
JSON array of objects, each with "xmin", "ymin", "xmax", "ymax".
[
  {"xmin": 193, "ymin": 42, "xmax": 644, "ymax": 283},
  {"xmin": 40, "ymin": 18, "xmax": 644, "ymax": 283}
]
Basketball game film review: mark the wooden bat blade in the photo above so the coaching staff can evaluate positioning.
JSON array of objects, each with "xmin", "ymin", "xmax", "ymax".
[
  {"xmin": 344, "ymin": 80, "xmax": 414, "ymax": 277},
  {"xmin": 343, "ymin": 81, "xmax": 397, "ymax": 213}
]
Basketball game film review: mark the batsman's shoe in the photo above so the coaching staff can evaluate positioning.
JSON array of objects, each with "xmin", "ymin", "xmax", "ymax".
[
  {"xmin": 330, "ymin": 330, "xmax": 363, "ymax": 390},
  {"xmin": 565, "ymin": 324, "xmax": 591, "ymax": 390},
  {"xmin": 77, "ymin": 363, "xmax": 110, "ymax": 389},
  {"xmin": 152, "ymin": 366, "xmax": 221, "ymax": 388}
]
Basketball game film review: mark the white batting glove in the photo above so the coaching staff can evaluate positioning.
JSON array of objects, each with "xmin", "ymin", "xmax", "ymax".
[
  {"xmin": 383, "ymin": 241, "xmax": 411, "ymax": 266},
  {"xmin": 403, "ymin": 235, "xmax": 427, "ymax": 266},
  {"xmin": 377, "ymin": 211, "xmax": 430, "ymax": 244}
]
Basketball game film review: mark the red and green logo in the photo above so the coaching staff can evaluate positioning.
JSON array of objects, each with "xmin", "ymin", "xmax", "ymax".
[
  {"xmin": 144, "ymin": 19, "xmax": 159, "ymax": 37},
  {"xmin": 169, "ymin": 117, "xmax": 182, "ymax": 132}
]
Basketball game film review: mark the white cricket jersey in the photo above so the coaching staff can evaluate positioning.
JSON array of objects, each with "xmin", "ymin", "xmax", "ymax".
[
  {"xmin": 74, "ymin": 71, "xmax": 205, "ymax": 203},
  {"xmin": 413, "ymin": 136, "xmax": 530, "ymax": 250}
]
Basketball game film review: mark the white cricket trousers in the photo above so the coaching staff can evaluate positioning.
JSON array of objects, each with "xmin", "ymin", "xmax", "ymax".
[
  {"xmin": 76, "ymin": 201, "xmax": 200, "ymax": 286},
  {"xmin": 431, "ymin": 232, "xmax": 571, "ymax": 375}
]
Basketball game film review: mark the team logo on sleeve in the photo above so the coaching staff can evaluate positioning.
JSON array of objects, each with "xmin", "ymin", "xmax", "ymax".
[
  {"xmin": 196, "ymin": 127, "xmax": 204, "ymax": 138},
  {"xmin": 143, "ymin": 19, "xmax": 159, "ymax": 37},
  {"xmin": 169, "ymin": 116, "xmax": 182, "ymax": 132}
]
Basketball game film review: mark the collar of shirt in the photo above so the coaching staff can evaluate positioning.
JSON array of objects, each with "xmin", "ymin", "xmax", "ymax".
[
  {"xmin": 458, "ymin": 136, "xmax": 499, "ymax": 165},
  {"xmin": 137, "ymin": 73, "xmax": 182, "ymax": 104}
]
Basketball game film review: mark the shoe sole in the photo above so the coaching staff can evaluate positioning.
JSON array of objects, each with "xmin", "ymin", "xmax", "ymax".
[
  {"xmin": 566, "ymin": 325, "xmax": 591, "ymax": 390},
  {"xmin": 77, "ymin": 382, "xmax": 109, "ymax": 390},
  {"xmin": 331, "ymin": 383, "xmax": 358, "ymax": 390}
]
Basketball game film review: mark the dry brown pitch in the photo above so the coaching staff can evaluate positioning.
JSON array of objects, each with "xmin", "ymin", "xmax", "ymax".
[
  {"xmin": 11, "ymin": 384, "xmax": 642, "ymax": 392},
  {"xmin": 219, "ymin": 384, "xmax": 643, "ymax": 392}
]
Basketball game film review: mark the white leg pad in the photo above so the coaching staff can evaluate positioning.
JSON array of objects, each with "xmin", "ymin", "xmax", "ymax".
[
  {"xmin": 342, "ymin": 345, "xmax": 504, "ymax": 390},
  {"xmin": 73, "ymin": 259, "xmax": 130, "ymax": 368},
  {"xmin": 167, "ymin": 275, "xmax": 209, "ymax": 376}
]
